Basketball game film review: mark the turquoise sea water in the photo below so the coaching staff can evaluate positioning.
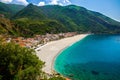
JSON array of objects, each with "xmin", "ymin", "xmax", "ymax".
[{"xmin": 54, "ymin": 34, "xmax": 120, "ymax": 80}]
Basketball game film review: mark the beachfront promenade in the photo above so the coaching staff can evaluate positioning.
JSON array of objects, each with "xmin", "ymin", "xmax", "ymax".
[{"xmin": 36, "ymin": 34, "xmax": 88, "ymax": 74}]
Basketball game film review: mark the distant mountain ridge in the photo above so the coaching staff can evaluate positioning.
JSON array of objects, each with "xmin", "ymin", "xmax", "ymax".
[
  {"xmin": 0, "ymin": 2, "xmax": 120, "ymax": 37},
  {"xmin": 0, "ymin": 2, "xmax": 25, "ymax": 18},
  {"xmin": 13, "ymin": 3, "xmax": 46, "ymax": 20}
]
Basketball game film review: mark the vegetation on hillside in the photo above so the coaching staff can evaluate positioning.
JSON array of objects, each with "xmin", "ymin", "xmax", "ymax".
[
  {"xmin": 7, "ymin": 4, "xmax": 25, "ymax": 14},
  {"xmin": 0, "ymin": 17, "xmax": 17, "ymax": 35},
  {"xmin": 0, "ymin": 2, "xmax": 12, "ymax": 18},
  {"xmin": 13, "ymin": 18, "xmax": 67, "ymax": 37},
  {"xmin": 0, "ymin": 2, "xmax": 24, "ymax": 18},
  {"xmin": 0, "ymin": 41, "xmax": 45, "ymax": 80},
  {"xmin": 0, "ymin": 39, "xmax": 65, "ymax": 80},
  {"xmin": 49, "ymin": 76, "xmax": 66, "ymax": 80}
]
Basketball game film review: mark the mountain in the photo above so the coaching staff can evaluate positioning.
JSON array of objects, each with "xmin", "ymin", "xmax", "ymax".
[
  {"xmin": 40, "ymin": 5, "xmax": 120, "ymax": 33},
  {"xmin": 13, "ymin": 3, "xmax": 46, "ymax": 20},
  {"xmin": 7, "ymin": 4, "xmax": 25, "ymax": 14},
  {"xmin": 0, "ymin": 3, "xmax": 120, "ymax": 37},
  {"xmin": 13, "ymin": 4, "xmax": 120, "ymax": 34},
  {"xmin": 0, "ymin": 2, "xmax": 12, "ymax": 18},
  {"xmin": 0, "ymin": 2, "xmax": 25, "ymax": 18}
]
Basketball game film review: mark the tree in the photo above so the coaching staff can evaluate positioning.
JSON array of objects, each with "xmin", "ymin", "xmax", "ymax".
[{"xmin": 0, "ymin": 42, "xmax": 45, "ymax": 80}]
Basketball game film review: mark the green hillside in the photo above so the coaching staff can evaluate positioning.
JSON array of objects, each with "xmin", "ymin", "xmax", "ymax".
[
  {"xmin": 0, "ymin": 17, "xmax": 18, "ymax": 35},
  {"xmin": 0, "ymin": 2, "xmax": 12, "ymax": 18},
  {"xmin": 13, "ymin": 3, "xmax": 46, "ymax": 20},
  {"xmin": 0, "ymin": 2, "xmax": 25, "ymax": 18},
  {"xmin": 13, "ymin": 18, "xmax": 67, "ymax": 37},
  {"xmin": 13, "ymin": 4, "xmax": 120, "ymax": 34},
  {"xmin": 7, "ymin": 4, "xmax": 25, "ymax": 14},
  {"xmin": 39, "ymin": 5, "xmax": 120, "ymax": 33},
  {"xmin": 0, "ymin": 3, "xmax": 120, "ymax": 37}
]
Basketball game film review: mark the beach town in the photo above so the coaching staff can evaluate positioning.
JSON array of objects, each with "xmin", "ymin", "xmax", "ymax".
[{"xmin": 5, "ymin": 32, "xmax": 77, "ymax": 48}]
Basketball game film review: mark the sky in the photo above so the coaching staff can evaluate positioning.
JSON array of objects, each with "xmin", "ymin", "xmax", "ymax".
[{"xmin": 0, "ymin": 0, "xmax": 120, "ymax": 21}]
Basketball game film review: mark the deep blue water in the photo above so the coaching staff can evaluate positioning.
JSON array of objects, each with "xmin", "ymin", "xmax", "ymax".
[{"xmin": 54, "ymin": 34, "xmax": 120, "ymax": 80}]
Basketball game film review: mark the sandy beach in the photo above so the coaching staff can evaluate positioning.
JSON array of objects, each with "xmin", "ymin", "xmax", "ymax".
[{"xmin": 36, "ymin": 34, "xmax": 88, "ymax": 74}]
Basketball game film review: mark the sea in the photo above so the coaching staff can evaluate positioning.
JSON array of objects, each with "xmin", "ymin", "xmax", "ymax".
[{"xmin": 54, "ymin": 34, "xmax": 120, "ymax": 80}]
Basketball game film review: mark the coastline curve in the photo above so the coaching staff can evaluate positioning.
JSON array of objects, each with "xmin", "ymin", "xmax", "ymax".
[{"xmin": 36, "ymin": 34, "xmax": 89, "ymax": 74}]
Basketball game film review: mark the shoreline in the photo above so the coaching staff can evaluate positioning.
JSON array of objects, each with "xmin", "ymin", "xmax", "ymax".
[
  {"xmin": 36, "ymin": 34, "xmax": 89, "ymax": 74},
  {"xmin": 51, "ymin": 45, "xmax": 70, "ymax": 74}
]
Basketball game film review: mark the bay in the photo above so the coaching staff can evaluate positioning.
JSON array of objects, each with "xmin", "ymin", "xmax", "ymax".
[{"xmin": 54, "ymin": 34, "xmax": 120, "ymax": 80}]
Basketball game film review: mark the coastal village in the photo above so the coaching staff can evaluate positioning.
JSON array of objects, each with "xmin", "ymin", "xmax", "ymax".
[{"xmin": 3, "ymin": 32, "xmax": 77, "ymax": 49}]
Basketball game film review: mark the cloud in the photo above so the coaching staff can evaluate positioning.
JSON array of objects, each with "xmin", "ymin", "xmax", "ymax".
[
  {"xmin": 0, "ymin": 0, "xmax": 13, "ymax": 3},
  {"xmin": 12, "ymin": 0, "xmax": 29, "ymax": 5},
  {"xmin": 63, "ymin": 0, "xmax": 71, "ymax": 4},
  {"xmin": 49, "ymin": 0, "xmax": 58, "ymax": 5},
  {"xmin": 49, "ymin": 0, "xmax": 71, "ymax": 5},
  {"xmin": 0, "ymin": 0, "xmax": 72, "ymax": 6},
  {"xmin": 38, "ymin": 1, "xmax": 45, "ymax": 6}
]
